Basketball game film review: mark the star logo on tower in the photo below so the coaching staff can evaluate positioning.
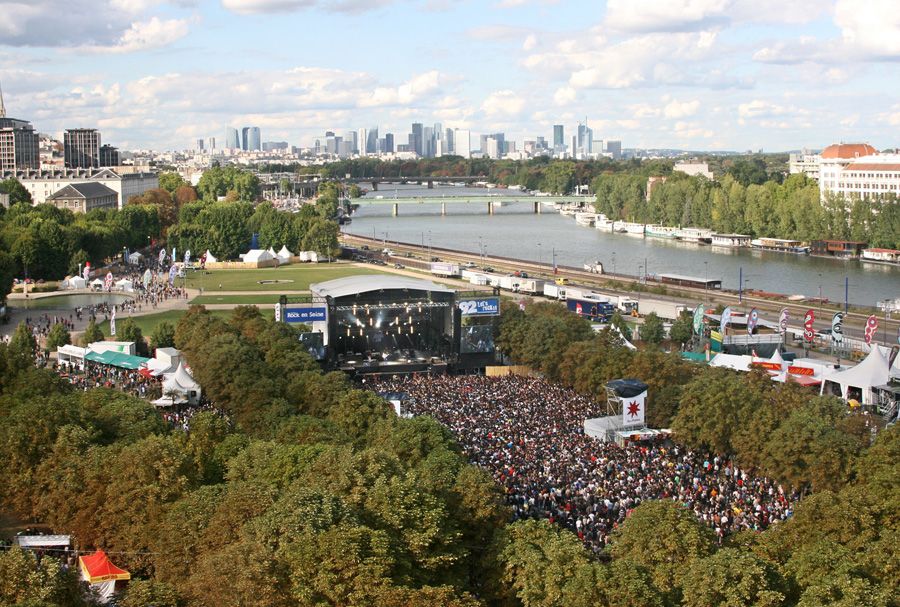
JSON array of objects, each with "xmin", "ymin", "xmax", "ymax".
[{"xmin": 627, "ymin": 401, "xmax": 641, "ymax": 418}]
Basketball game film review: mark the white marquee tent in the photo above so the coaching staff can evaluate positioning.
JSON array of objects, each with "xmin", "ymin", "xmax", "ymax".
[
  {"xmin": 821, "ymin": 346, "xmax": 891, "ymax": 405},
  {"xmin": 68, "ymin": 276, "xmax": 87, "ymax": 290},
  {"xmin": 277, "ymin": 245, "xmax": 293, "ymax": 264},
  {"xmin": 240, "ymin": 249, "xmax": 274, "ymax": 263},
  {"xmin": 203, "ymin": 250, "xmax": 218, "ymax": 263},
  {"xmin": 156, "ymin": 362, "xmax": 202, "ymax": 406}
]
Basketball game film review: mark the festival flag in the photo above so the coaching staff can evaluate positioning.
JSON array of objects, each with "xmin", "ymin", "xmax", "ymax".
[
  {"xmin": 864, "ymin": 315, "xmax": 879, "ymax": 345},
  {"xmin": 778, "ymin": 308, "xmax": 789, "ymax": 334},
  {"xmin": 831, "ymin": 312, "xmax": 845, "ymax": 344},
  {"xmin": 142, "ymin": 269, "xmax": 152, "ymax": 290},
  {"xmin": 184, "ymin": 249, "xmax": 191, "ymax": 264},
  {"xmin": 692, "ymin": 304, "xmax": 705, "ymax": 335},
  {"xmin": 168, "ymin": 264, "xmax": 178, "ymax": 286},
  {"xmin": 747, "ymin": 308, "xmax": 759, "ymax": 335},
  {"xmin": 83, "ymin": 262, "xmax": 91, "ymax": 282},
  {"xmin": 719, "ymin": 307, "xmax": 732, "ymax": 335},
  {"xmin": 110, "ymin": 306, "xmax": 116, "ymax": 337},
  {"xmin": 274, "ymin": 302, "xmax": 282, "ymax": 323},
  {"xmin": 172, "ymin": 247, "xmax": 177, "ymax": 265},
  {"xmin": 158, "ymin": 248, "xmax": 166, "ymax": 266},
  {"xmin": 803, "ymin": 309, "xmax": 815, "ymax": 343},
  {"xmin": 104, "ymin": 272, "xmax": 114, "ymax": 292},
  {"xmin": 622, "ymin": 391, "xmax": 646, "ymax": 427}
]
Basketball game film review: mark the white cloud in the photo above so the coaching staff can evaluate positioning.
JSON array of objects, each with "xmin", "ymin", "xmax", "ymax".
[
  {"xmin": 553, "ymin": 86, "xmax": 576, "ymax": 105},
  {"xmin": 663, "ymin": 98, "xmax": 700, "ymax": 119},
  {"xmin": 221, "ymin": 0, "xmax": 395, "ymax": 13},
  {"xmin": 358, "ymin": 70, "xmax": 442, "ymax": 107},
  {"xmin": 79, "ymin": 18, "xmax": 190, "ymax": 54},
  {"xmin": 835, "ymin": 0, "xmax": 900, "ymax": 59},
  {"xmin": 604, "ymin": 0, "xmax": 825, "ymax": 33},
  {"xmin": 522, "ymin": 34, "xmax": 537, "ymax": 51},
  {"xmin": 481, "ymin": 90, "xmax": 526, "ymax": 117}
]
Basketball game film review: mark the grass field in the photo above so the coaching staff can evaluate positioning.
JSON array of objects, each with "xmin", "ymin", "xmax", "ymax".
[
  {"xmin": 190, "ymin": 294, "xmax": 282, "ymax": 305},
  {"xmin": 183, "ymin": 264, "xmax": 388, "ymax": 292},
  {"xmin": 97, "ymin": 309, "xmax": 232, "ymax": 337}
]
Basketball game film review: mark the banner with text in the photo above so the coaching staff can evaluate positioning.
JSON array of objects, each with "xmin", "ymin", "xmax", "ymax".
[
  {"xmin": 285, "ymin": 306, "xmax": 328, "ymax": 324},
  {"xmin": 458, "ymin": 298, "xmax": 500, "ymax": 317},
  {"xmin": 622, "ymin": 390, "xmax": 647, "ymax": 427}
]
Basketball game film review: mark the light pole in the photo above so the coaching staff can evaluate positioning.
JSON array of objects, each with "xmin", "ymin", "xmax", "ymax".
[{"xmin": 638, "ymin": 264, "xmax": 644, "ymax": 284}]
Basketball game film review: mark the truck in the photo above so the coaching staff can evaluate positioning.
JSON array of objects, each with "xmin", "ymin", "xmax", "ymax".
[
  {"xmin": 564, "ymin": 286, "xmax": 609, "ymax": 303},
  {"xmin": 637, "ymin": 298, "xmax": 689, "ymax": 321},
  {"xmin": 514, "ymin": 278, "xmax": 546, "ymax": 295},
  {"xmin": 430, "ymin": 262, "xmax": 461, "ymax": 277},
  {"xmin": 612, "ymin": 295, "xmax": 639, "ymax": 315},
  {"xmin": 567, "ymin": 298, "xmax": 616, "ymax": 322},
  {"xmin": 543, "ymin": 283, "xmax": 566, "ymax": 300},
  {"xmin": 498, "ymin": 276, "xmax": 519, "ymax": 291},
  {"xmin": 583, "ymin": 261, "xmax": 604, "ymax": 274}
]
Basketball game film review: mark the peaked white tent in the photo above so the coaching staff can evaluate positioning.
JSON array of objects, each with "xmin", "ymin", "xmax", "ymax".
[
  {"xmin": 68, "ymin": 276, "xmax": 87, "ymax": 290},
  {"xmin": 709, "ymin": 353, "xmax": 753, "ymax": 372},
  {"xmin": 276, "ymin": 245, "xmax": 293, "ymax": 264},
  {"xmin": 267, "ymin": 246, "xmax": 277, "ymax": 258},
  {"xmin": 240, "ymin": 249, "xmax": 274, "ymax": 263},
  {"xmin": 821, "ymin": 346, "xmax": 891, "ymax": 405},
  {"xmin": 158, "ymin": 362, "xmax": 202, "ymax": 406},
  {"xmin": 114, "ymin": 278, "xmax": 134, "ymax": 292},
  {"xmin": 203, "ymin": 250, "xmax": 218, "ymax": 263},
  {"xmin": 127, "ymin": 251, "xmax": 143, "ymax": 265}
]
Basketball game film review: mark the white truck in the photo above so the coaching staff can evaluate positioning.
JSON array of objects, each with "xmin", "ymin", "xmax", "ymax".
[
  {"xmin": 498, "ymin": 276, "xmax": 519, "ymax": 291},
  {"xmin": 515, "ymin": 278, "xmax": 546, "ymax": 295},
  {"xmin": 543, "ymin": 283, "xmax": 567, "ymax": 300},
  {"xmin": 430, "ymin": 262, "xmax": 461, "ymax": 277},
  {"xmin": 583, "ymin": 261, "xmax": 604, "ymax": 274},
  {"xmin": 638, "ymin": 298, "xmax": 689, "ymax": 320}
]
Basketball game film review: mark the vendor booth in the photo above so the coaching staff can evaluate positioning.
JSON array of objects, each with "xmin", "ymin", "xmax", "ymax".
[
  {"xmin": 68, "ymin": 276, "xmax": 87, "ymax": 290},
  {"xmin": 127, "ymin": 251, "xmax": 143, "ymax": 265},
  {"xmin": 277, "ymin": 245, "xmax": 293, "ymax": 265},
  {"xmin": 79, "ymin": 550, "xmax": 130, "ymax": 603},
  {"xmin": 154, "ymin": 362, "xmax": 201, "ymax": 406}
]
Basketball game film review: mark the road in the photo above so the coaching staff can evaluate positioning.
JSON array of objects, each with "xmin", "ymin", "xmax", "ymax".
[{"xmin": 342, "ymin": 234, "xmax": 900, "ymax": 348}]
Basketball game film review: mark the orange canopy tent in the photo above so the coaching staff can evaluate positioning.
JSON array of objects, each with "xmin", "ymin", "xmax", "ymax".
[{"xmin": 79, "ymin": 550, "xmax": 130, "ymax": 584}]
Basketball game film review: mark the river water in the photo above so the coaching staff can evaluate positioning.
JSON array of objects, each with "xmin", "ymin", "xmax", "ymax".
[{"xmin": 347, "ymin": 186, "xmax": 900, "ymax": 306}]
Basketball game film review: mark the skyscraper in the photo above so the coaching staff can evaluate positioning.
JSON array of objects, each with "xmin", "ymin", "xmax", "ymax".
[
  {"xmin": 0, "ymin": 84, "xmax": 40, "ymax": 171},
  {"xmin": 553, "ymin": 125, "xmax": 564, "ymax": 149},
  {"xmin": 226, "ymin": 128, "xmax": 239, "ymax": 149},
  {"xmin": 366, "ymin": 127, "xmax": 378, "ymax": 154},
  {"xmin": 384, "ymin": 133, "xmax": 394, "ymax": 153},
  {"xmin": 99, "ymin": 144, "xmax": 119, "ymax": 167},
  {"xmin": 248, "ymin": 127, "xmax": 261, "ymax": 151},
  {"xmin": 196, "ymin": 139, "xmax": 205, "ymax": 151},
  {"xmin": 357, "ymin": 128, "xmax": 368, "ymax": 156},
  {"xmin": 453, "ymin": 130, "xmax": 470, "ymax": 158},
  {"xmin": 64, "ymin": 128, "xmax": 101, "ymax": 168},
  {"xmin": 241, "ymin": 127, "xmax": 250, "ymax": 151},
  {"xmin": 208, "ymin": 137, "xmax": 216, "ymax": 150},
  {"xmin": 411, "ymin": 123, "xmax": 423, "ymax": 156}
]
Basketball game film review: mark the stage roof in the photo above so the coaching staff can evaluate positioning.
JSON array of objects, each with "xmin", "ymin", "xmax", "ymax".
[{"xmin": 311, "ymin": 275, "xmax": 454, "ymax": 300}]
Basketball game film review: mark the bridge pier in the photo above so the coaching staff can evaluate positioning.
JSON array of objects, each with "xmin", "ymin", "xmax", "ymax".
[
  {"xmin": 372, "ymin": 181, "xmax": 378, "ymax": 192},
  {"xmin": 427, "ymin": 180, "xmax": 434, "ymax": 189},
  {"xmin": 487, "ymin": 201, "xmax": 494, "ymax": 216},
  {"xmin": 534, "ymin": 200, "xmax": 541, "ymax": 214},
  {"xmin": 441, "ymin": 202, "xmax": 446, "ymax": 216},
  {"xmin": 392, "ymin": 203, "xmax": 399, "ymax": 217}
]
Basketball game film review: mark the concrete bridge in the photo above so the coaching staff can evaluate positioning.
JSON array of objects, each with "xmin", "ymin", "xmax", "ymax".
[{"xmin": 356, "ymin": 195, "xmax": 593, "ymax": 216}]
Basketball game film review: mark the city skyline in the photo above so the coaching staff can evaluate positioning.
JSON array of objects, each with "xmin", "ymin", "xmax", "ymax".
[{"xmin": 1, "ymin": 0, "xmax": 899, "ymax": 151}]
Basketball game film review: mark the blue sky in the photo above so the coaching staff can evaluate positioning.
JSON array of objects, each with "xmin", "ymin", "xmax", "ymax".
[{"xmin": 2, "ymin": 0, "xmax": 899, "ymax": 151}]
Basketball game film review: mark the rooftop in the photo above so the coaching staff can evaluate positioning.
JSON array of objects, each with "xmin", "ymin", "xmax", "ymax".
[
  {"xmin": 821, "ymin": 143, "xmax": 877, "ymax": 159},
  {"xmin": 311, "ymin": 274, "xmax": 454, "ymax": 299},
  {"xmin": 47, "ymin": 182, "xmax": 117, "ymax": 199}
]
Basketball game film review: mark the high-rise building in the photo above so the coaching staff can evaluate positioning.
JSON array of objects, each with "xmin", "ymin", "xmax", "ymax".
[
  {"xmin": 357, "ymin": 128, "xmax": 368, "ymax": 156},
  {"xmin": 241, "ymin": 127, "xmax": 250, "ymax": 151},
  {"xmin": 99, "ymin": 144, "xmax": 119, "ymax": 167},
  {"xmin": 225, "ymin": 128, "xmax": 239, "ymax": 149},
  {"xmin": 480, "ymin": 133, "xmax": 505, "ymax": 158},
  {"xmin": 604, "ymin": 140, "xmax": 622, "ymax": 159},
  {"xmin": 0, "ymin": 83, "xmax": 39, "ymax": 170},
  {"xmin": 366, "ymin": 127, "xmax": 378, "ymax": 154},
  {"xmin": 384, "ymin": 133, "xmax": 394, "ymax": 153},
  {"xmin": 485, "ymin": 137, "xmax": 501, "ymax": 159},
  {"xmin": 196, "ymin": 139, "xmax": 205, "ymax": 151},
  {"xmin": 553, "ymin": 125, "xmax": 564, "ymax": 149},
  {"xmin": 445, "ymin": 128, "xmax": 454, "ymax": 155},
  {"xmin": 423, "ymin": 126, "xmax": 434, "ymax": 158},
  {"xmin": 411, "ymin": 123, "xmax": 423, "ymax": 156},
  {"xmin": 577, "ymin": 122, "xmax": 593, "ymax": 155},
  {"xmin": 64, "ymin": 128, "xmax": 101, "ymax": 169},
  {"xmin": 208, "ymin": 137, "xmax": 216, "ymax": 150},
  {"xmin": 454, "ymin": 129, "xmax": 471, "ymax": 159},
  {"xmin": 248, "ymin": 127, "xmax": 261, "ymax": 151}
]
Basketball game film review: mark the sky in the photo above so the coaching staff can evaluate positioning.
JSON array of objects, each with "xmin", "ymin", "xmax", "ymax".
[{"xmin": 2, "ymin": 0, "xmax": 899, "ymax": 152}]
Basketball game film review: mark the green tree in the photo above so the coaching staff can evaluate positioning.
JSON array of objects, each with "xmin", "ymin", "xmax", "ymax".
[
  {"xmin": 45, "ymin": 322, "xmax": 71, "ymax": 350},
  {"xmin": 158, "ymin": 171, "xmax": 187, "ymax": 195},
  {"xmin": 349, "ymin": 184, "xmax": 362, "ymax": 198},
  {"xmin": 640, "ymin": 312, "xmax": 665, "ymax": 344},
  {"xmin": 668, "ymin": 310, "xmax": 694, "ymax": 348},
  {"xmin": 0, "ymin": 249, "xmax": 15, "ymax": 303},
  {"xmin": 151, "ymin": 320, "xmax": 177, "ymax": 349},
  {"xmin": 681, "ymin": 548, "xmax": 786, "ymax": 607},
  {"xmin": 609, "ymin": 311, "xmax": 633, "ymax": 341},
  {"xmin": 0, "ymin": 546, "xmax": 86, "ymax": 606},
  {"xmin": 119, "ymin": 318, "xmax": 150, "ymax": 357},
  {"xmin": 0, "ymin": 177, "xmax": 33, "ymax": 205},
  {"xmin": 608, "ymin": 500, "xmax": 715, "ymax": 603},
  {"xmin": 7, "ymin": 321, "xmax": 36, "ymax": 372},
  {"xmin": 82, "ymin": 318, "xmax": 104, "ymax": 345}
]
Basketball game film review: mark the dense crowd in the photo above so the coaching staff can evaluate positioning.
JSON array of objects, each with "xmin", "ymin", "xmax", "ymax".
[
  {"xmin": 369, "ymin": 375, "xmax": 799, "ymax": 553},
  {"xmin": 54, "ymin": 361, "xmax": 161, "ymax": 400}
]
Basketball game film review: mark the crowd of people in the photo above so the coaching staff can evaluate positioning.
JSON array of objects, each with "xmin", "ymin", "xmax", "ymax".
[
  {"xmin": 369, "ymin": 374, "xmax": 799, "ymax": 553},
  {"xmin": 160, "ymin": 402, "xmax": 229, "ymax": 433},
  {"xmin": 54, "ymin": 360, "xmax": 161, "ymax": 400}
]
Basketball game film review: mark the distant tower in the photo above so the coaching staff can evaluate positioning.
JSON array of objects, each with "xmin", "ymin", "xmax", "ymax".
[{"xmin": 0, "ymin": 79, "xmax": 6, "ymax": 118}]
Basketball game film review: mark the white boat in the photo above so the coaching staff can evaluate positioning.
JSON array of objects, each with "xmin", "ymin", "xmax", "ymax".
[
  {"xmin": 675, "ymin": 227, "xmax": 713, "ymax": 244},
  {"xmin": 861, "ymin": 248, "xmax": 900, "ymax": 266},
  {"xmin": 711, "ymin": 233, "xmax": 752, "ymax": 248},
  {"xmin": 614, "ymin": 221, "xmax": 645, "ymax": 235},
  {"xmin": 645, "ymin": 225, "xmax": 680, "ymax": 239},
  {"xmin": 595, "ymin": 216, "xmax": 615, "ymax": 231},
  {"xmin": 575, "ymin": 212, "xmax": 597, "ymax": 227},
  {"xmin": 750, "ymin": 238, "xmax": 810, "ymax": 254}
]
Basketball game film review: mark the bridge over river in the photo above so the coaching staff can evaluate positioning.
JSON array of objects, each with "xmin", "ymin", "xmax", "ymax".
[{"xmin": 355, "ymin": 195, "xmax": 592, "ymax": 216}]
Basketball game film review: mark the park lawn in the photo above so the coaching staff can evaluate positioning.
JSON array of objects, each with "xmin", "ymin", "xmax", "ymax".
[
  {"xmin": 97, "ymin": 309, "xmax": 232, "ymax": 338},
  {"xmin": 183, "ymin": 264, "xmax": 388, "ymax": 292},
  {"xmin": 191, "ymin": 294, "xmax": 282, "ymax": 305}
]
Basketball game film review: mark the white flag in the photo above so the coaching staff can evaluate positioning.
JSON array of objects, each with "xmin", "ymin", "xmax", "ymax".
[
  {"xmin": 110, "ymin": 306, "xmax": 117, "ymax": 337},
  {"xmin": 622, "ymin": 391, "xmax": 646, "ymax": 426}
]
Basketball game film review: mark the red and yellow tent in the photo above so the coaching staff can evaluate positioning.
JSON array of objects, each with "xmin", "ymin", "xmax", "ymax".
[{"xmin": 78, "ymin": 550, "xmax": 130, "ymax": 584}]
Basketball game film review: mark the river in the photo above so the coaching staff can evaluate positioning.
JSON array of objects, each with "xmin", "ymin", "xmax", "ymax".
[{"xmin": 346, "ymin": 186, "xmax": 900, "ymax": 306}]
